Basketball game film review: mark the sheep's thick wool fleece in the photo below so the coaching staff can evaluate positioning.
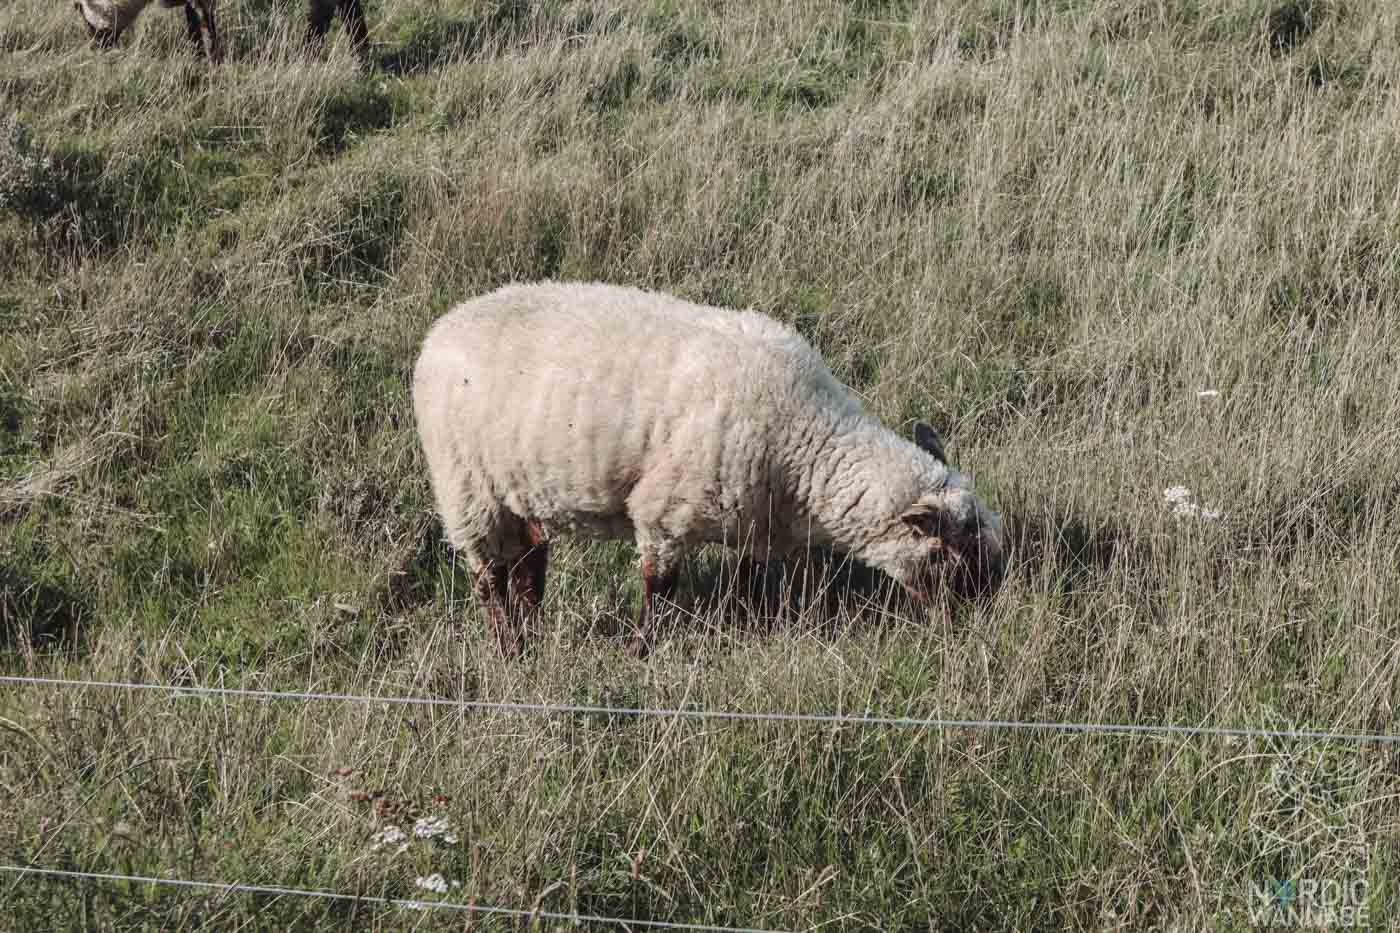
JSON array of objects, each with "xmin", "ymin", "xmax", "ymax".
[{"xmin": 414, "ymin": 283, "xmax": 979, "ymax": 577}]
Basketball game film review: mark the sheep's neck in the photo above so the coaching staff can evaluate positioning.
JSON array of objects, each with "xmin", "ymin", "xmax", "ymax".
[{"xmin": 786, "ymin": 413, "xmax": 906, "ymax": 557}]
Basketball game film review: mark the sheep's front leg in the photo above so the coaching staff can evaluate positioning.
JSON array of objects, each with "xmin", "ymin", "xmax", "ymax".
[
  {"xmin": 473, "ymin": 560, "xmax": 522, "ymax": 659},
  {"xmin": 509, "ymin": 521, "xmax": 549, "ymax": 613},
  {"xmin": 628, "ymin": 553, "xmax": 679, "ymax": 659}
]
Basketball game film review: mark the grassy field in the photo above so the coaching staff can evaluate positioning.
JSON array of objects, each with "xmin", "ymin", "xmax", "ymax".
[{"xmin": 3, "ymin": 0, "xmax": 1399, "ymax": 928}]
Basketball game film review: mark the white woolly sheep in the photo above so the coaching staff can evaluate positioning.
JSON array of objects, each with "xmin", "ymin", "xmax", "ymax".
[
  {"xmin": 413, "ymin": 282, "xmax": 1006, "ymax": 657},
  {"xmin": 73, "ymin": 0, "xmax": 370, "ymax": 62}
]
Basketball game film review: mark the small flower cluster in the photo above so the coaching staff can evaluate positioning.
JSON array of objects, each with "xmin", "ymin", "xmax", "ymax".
[
  {"xmin": 370, "ymin": 816, "xmax": 464, "ymax": 905},
  {"xmin": 412, "ymin": 815, "xmax": 460, "ymax": 844},
  {"xmin": 414, "ymin": 872, "xmax": 460, "ymax": 894},
  {"xmin": 370, "ymin": 824, "xmax": 409, "ymax": 854},
  {"xmin": 1164, "ymin": 486, "xmax": 1223, "ymax": 521},
  {"xmin": 370, "ymin": 814, "xmax": 461, "ymax": 856}
]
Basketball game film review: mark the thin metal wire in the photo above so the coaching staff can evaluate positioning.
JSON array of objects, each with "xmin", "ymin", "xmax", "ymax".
[
  {"xmin": 2, "ymin": 674, "xmax": 1396, "ymax": 745},
  {"xmin": 0, "ymin": 865, "xmax": 786, "ymax": 932}
]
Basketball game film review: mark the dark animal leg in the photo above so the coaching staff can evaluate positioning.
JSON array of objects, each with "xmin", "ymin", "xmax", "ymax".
[
  {"xmin": 182, "ymin": 3, "xmax": 200, "ymax": 47},
  {"xmin": 509, "ymin": 521, "xmax": 549, "ymax": 613},
  {"xmin": 337, "ymin": 0, "xmax": 370, "ymax": 54},
  {"xmin": 183, "ymin": 0, "xmax": 222, "ymax": 62},
  {"xmin": 474, "ymin": 560, "xmax": 521, "ymax": 659},
  {"xmin": 628, "ymin": 557, "xmax": 677, "ymax": 659},
  {"xmin": 306, "ymin": 0, "xmax": 335, "ymax": 46}
]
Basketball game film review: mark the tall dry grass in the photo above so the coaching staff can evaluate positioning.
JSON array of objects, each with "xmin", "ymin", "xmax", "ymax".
[{"xmin": 2, "ymin": 0, "xmax": 1399, "ymax": 928}]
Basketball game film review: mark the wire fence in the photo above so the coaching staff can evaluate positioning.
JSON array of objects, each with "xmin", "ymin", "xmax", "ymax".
[
  {"xmin": 3, "ymin": 670, "xmax": 1397, "ymax": 930},
  {"xmin": 0, "ymin": 865, "xmax": 789, "ymax": 932},
  {"xmin": 2, "ymin": 673, "xmax": 1398, "ymax": 745}
]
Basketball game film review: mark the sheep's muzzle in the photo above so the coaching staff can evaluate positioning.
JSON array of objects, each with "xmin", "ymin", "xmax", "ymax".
[
  {"xmin": 946, "ymin": 531, "xmax": 1006, "ymax": 599},
  {"xmin": 909, "ymin": 519, "xmax": 1006, "ymax": 602}
]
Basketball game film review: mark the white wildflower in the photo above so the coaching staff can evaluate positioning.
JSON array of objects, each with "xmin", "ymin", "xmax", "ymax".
[
  {"xmin": 1197, "ymin": 389, "xmax": 1220, "ymax": 399},
  {"xmin": 371, "ymin": 825, "xmax": 409, "ymax": 853},
  {"xmin": 413, "ymin": 816, "xmax": 459, "ymax": 844},
  {"xmin": 415, "ymin": 873, "xmax": 450, "ymax": 894},
  {"xmin": 1163, "ymin": 486, "xmax": 1224, "ymax": 521}
]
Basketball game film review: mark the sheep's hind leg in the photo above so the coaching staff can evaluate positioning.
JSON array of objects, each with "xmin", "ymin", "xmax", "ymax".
[{"xmin": 628, "ymin": 553, "xmax": 679, "ymax": 659}]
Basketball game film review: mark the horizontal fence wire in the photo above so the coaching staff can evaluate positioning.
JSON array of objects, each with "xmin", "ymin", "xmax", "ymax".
[
  {"xmin": 0, "ymin": 865, "xmax": 787, "ymax": 932},
  {"xmin": 2, "ymin": 674, "xmax": 1398, "ymax": 745}
]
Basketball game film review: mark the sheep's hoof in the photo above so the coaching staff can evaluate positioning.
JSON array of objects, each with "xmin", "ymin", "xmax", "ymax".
[{"xmin": 625, "ymin": 634, "xmax": 651, "ymax": 660}]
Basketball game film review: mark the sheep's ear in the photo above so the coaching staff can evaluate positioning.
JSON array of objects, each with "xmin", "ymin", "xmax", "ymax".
[
  {"xmin": 901, "ymin": 504, "xmax": 945, "ymax": 544},
  {"xmin": 913, "ymin": 421, "xmax": 948, "ymax": 464}
]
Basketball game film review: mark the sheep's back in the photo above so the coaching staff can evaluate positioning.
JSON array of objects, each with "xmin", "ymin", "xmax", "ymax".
[{"xmin": 414, "ymin": 283, "xmax": 845, "ymax": 536}]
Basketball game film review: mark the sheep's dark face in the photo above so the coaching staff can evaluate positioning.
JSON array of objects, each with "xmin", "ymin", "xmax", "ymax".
[
  {"xmin": 900, "ymin": 488, "xmax": 1006, "ymax": 601},
  {"xmin": 899, "ymin": 421, "xmax": 1006, "ymax": 601}
]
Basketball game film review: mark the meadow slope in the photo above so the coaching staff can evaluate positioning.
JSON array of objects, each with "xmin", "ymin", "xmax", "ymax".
[{"xmin": 2, "ymin": 0, "xmax": 1399, "ymax": 928}]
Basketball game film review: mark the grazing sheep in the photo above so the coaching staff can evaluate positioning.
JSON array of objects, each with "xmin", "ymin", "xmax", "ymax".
[
  {"xmin": 413, "ymin": 282, "xmax": 1006, "ymax": 657},
  {"xmin": 73, "ymin": 0, "xmax": 370, "ymax": 62}
]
